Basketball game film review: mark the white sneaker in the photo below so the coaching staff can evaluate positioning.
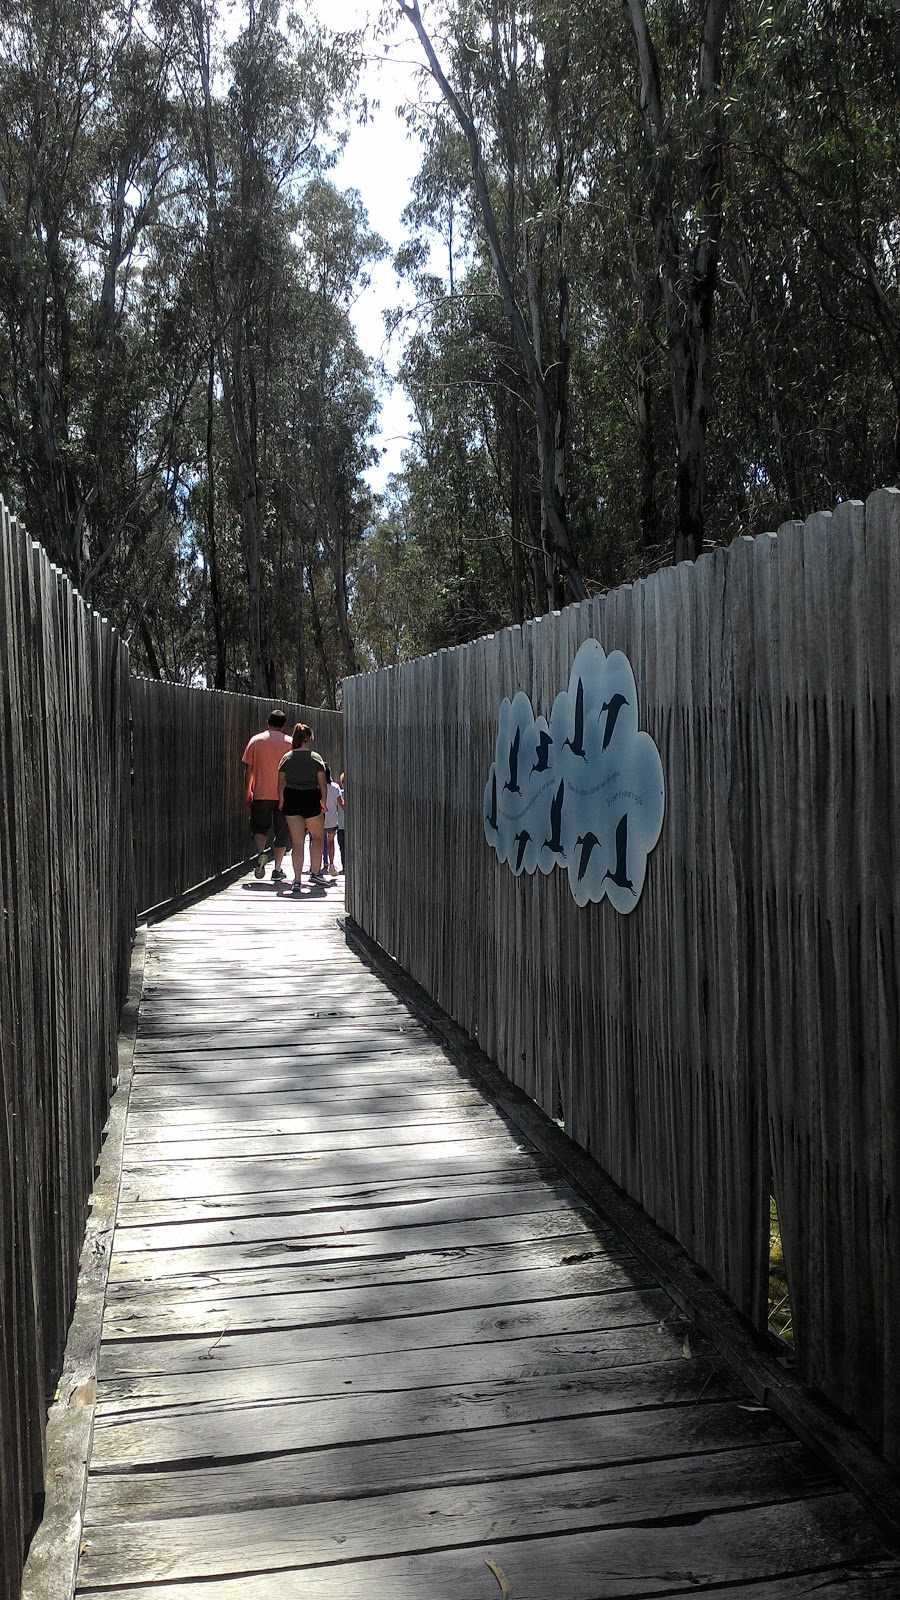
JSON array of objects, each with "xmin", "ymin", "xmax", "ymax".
[{"xmin": 254, "ymin": 852, "xmax": 266, "ymax": 879}]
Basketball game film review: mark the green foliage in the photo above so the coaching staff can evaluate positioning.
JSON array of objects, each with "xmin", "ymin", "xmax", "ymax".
[
  {"xmin": 1, "ymin": 0, "xmax": 896, "ymax": 679},
  {"xmin": 0, "ymin": 0, "xmax": 382, "ymax": 700},
  {"xmin": 379, "ymin": 0, "xmax": 899, "ymax": 654}
]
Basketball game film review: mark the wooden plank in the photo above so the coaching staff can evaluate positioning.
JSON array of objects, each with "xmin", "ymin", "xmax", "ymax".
[
  {"xmin": 95, "ymin": 1320, "xmax": 702, "ymax": 1417},
  {"xmin": 102, "ymin": 1256, "xmax": 654, "ymax": 1339},
  {"xmin": 88, "ymin": 1358, "xmax": 741, "ymax": 1473},
  {"xmin": 112, "ymin": 1167, "xmax": 566, "ymax": 1228},
  {"xmin": 107, "ymin": 1218, "xmax": 609, "ymax": 1286},
  {"xmin": 74, "ymin": 1450, "xmax": 852, "ymax": 1588},
  {"xmin": 109, "ymin": 1184, "xmax": 586, "ymax": 1251},
  {"xmin": 120, "ymin": 1118, "xmax": 510, "ymax": 1163},
  {"xmin": 102, "ymin": 1232, "xmax": 630, "ymax": 1309},
  {"xmin": 85, "ymin": 1400, "xmax": 788, "ymax": 1519},
  {"xmin": 116, "ymin": 1146, "xmax": 545, "ymax": 1203},
  {"xmin": 99, "ymin": 1287, "xmax": 674, "ymax": 1377},
  {"xmin": 72, "ymin": 1500, "xmax": 895, "ymax": 1599}
]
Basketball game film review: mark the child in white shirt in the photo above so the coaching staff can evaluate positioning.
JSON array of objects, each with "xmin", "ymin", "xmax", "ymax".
[{"xmin": 323, "ymin": 768, "xmax": 342, "ymax": 876}]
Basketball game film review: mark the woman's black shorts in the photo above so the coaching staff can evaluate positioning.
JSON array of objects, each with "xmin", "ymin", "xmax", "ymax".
[{"xmin": 282, "ymin": 786, "xmax": 322, "ymax": 821}]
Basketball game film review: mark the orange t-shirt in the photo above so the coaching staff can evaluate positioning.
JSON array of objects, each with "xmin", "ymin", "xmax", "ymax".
[{"xmin": 241, "ymin": 729, "xmax": 292, "ymax": 801}]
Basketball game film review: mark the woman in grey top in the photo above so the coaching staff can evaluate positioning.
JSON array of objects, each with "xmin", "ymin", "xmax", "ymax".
[{"xmin": 277, "ymin": 723, "xmax": 328, "ymax": 889}]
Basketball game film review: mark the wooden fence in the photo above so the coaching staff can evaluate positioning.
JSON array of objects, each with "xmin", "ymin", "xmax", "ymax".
[
  {"xmin": 132, "ymin": 683, "xmax": 343, "ymax": 915},
  {"xmin": 0, "ymin": 495, "xmax": 344, "ymax": 1595},
  {"xmin": 0, "ymin": 504, "xmax": 134, "ymax": 1598},
  {"xmin": 345, "ymin": 487, "xmax": 900, "ymax": 1470}
]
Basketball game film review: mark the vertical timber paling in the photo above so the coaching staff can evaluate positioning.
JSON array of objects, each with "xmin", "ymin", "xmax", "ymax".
[{"xmin": 345, "ymin": 487, "xmax": 900, "ymax": 1471}]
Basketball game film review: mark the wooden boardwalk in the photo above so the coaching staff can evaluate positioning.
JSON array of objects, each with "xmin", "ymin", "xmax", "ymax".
[{"xmin": 73, "ymin": 875, "xmax": 899, "ymax": 1598}]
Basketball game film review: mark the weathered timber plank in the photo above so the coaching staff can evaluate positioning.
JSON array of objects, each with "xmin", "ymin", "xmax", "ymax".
[
  {"xmin": 113, "ymin": 1168, "xmax": 564, "ymax": 1228},
  {"xmin": 94, "ymin": 1320, "xmax": 700, "ymax": 1416},
  {"xmin": 108, "ymin": 1205, "xmax": 600, "ymax": 1281},
  {"xmin": 120, "ymin": 1118, "xmax": 511, "ymax": 1162},
  {"xmin": 69, "ymin": 1504, "xmax": 896, "ymax": 1600},
  {"xmin": 124, "ymin": 1085, "xmax": 489, "ymax": 1118},
  {"xmin": 110, "ymin": 1185, "xmax": 586, "ymax": 1253},
  {"xmin": 99, "ymin": 1287, "xmax": 674, "ymax": 1376},
  {"xmin": 88, "ymin": 1358, "xmax": 741, "ymax": 1473},
  {"xmin": 102, "ymin": 1255, "xmax": 653, "ymax": 1339},
  {"xmin": 116, "ymin": 1146, "xmax": 546, "ymax": 1202},
  {"xmin": 76, "ymin": 1442, "xmax": 832, "ymax": 1587},
  {"xmin": 85, "ymin": 1397, "xmax": 787, "ymax": 1518},
  {"xmin": 102, "ymin": 1233, "xmax": 627, "ymax": 1309},
  {"xmin": 123, "ymin": 1106, "xmax": 499, "ymax": 1142}
]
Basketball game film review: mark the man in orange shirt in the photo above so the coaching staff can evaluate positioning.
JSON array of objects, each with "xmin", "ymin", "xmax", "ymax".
[{"xmin": 241, "ymin": 710, "xmax": 293, "ymax": 882}]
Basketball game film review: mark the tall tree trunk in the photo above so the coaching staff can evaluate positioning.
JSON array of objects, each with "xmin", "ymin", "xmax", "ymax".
[
  {"xmin": 294, "ymin": 529, "xmax": 307, "ymax": 703},
  {"xmin": 625, "ymin": 0, "xmax": 729, "ymax": 564},
  {"xmin": 398, "ymin": 0, "xmax": 587, "ymax": 606},
  {"xmin": 138, "ymin": 614, "xmax": 163, "ymax": 680},
  {"xmin": 509, "ymin": 395, "xmax": 525, "ymax": 622},
  {"xmin": 205, "ymin": 346, "xmax": 226, "ymax": 688},
  {"xmin": 307, "ymin": 566, "xmax": 336, "ymax": 708}
]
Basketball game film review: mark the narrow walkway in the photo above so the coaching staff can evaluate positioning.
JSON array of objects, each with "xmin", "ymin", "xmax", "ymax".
[{"xmin": 74, "ymin": 875, "xmax": 897, "ymax": 1598}]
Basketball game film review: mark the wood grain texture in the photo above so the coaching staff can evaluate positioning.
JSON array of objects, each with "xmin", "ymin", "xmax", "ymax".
[
  {"xmin": 344, "ymin": 488, "xmax": 900, "ymax": 1471},
  {"xmin": 0, "ymin": 505, "xmax": 134, "ymax": 1596},
  {"xmin": 73, "ymin": 879, "xmax": 898, "ymax": 1598}
]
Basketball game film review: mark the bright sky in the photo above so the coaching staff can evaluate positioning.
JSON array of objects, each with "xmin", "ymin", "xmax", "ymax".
[{"xmin": 307, "ymin": 0, "xmax": 428, "ymax": 495}]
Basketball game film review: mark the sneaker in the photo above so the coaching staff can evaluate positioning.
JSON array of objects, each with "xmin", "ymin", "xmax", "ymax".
[
  {"xmin": 327, "ymin": 866, "xmax": 338, "ymax": 877},
  {"xmin": 254, "ymin": 851, "xmax": 266, "ymax": 879},
  {"xmin": 271, "ymin": 867, "xmax": 286, "ymax": 882},
  {"xmin": 291, "ymin": 879, "xmax": 303, "ymax": 893},
  {"xmin": 309, "ymin": 871, "xmax": 327, "ymax": 886}
]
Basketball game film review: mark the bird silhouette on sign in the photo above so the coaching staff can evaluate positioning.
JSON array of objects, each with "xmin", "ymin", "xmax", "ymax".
[
  {"xmin": 574, "ymin": 831, "xmax": 601, "ymax": 882},
  {"xmin": 562, "ymin": 679, "xmax": 588, "ymax": 760},
  {"xmin": 602, "ymin": 814, "xmax": 635, "ymax": 894},
  {"xmin": 503, "ymin": 726, "xmax": 521, "ymax": 793},
  {"xmin": 543, "ymin": 779, "xmax": 566, "ymax": 854},
  {"xmin": 531, "ymin": 729, "xmax": 553, "ymax": 773},
  {"xmin": 485, "ymin": 771, "xmax": 498, "ymax": 831},
  {"xmin": 513, "ymin": 829, "xmax": 531, "ymax": 871},
  {"xmin": 600, "ymin": 693, "xmax": 629, "ymax": 753}
]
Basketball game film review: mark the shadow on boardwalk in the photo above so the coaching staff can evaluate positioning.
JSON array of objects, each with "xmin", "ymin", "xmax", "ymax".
[{"xmin": 72, "ymin": 874, "xmax": 899, "ymax": 1598}]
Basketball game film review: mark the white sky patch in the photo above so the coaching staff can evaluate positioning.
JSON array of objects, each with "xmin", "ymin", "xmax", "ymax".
[
  {"xmin": 306, "ymin": 0, "xmax": 432, "ymax": 493},
  {"xmin": 220, "ymin": 0, "xmax": 439, "ymax": 493}
]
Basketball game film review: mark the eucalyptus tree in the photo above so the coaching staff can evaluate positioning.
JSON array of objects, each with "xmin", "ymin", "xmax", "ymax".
[
  {"xmin": 621, "ymin": 0, "xmax": 732, "ymax": 561},
  {"xmin": 726, "ymin": 0, "xmax": 900, "ymax": 498},
  {"xmin": 162, "ymin": 0, "xmax": 360, "ymax": 692},
  {"xmin": 394, "ymin": 0, "xmax": 596, "ymax": 608},
  {"xmin": 0, "ymin": 0, "xmax": 200, "ymax": 595}
]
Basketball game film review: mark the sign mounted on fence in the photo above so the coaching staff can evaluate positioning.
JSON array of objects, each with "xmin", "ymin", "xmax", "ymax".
[{"xmin": 483, "ymin": 639, "xmax": 665, "ymax": 910}]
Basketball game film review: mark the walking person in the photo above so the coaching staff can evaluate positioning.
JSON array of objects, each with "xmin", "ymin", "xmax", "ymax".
[
  {"xmin": 323, "ymin": 766, "xmax": 342, "ymax": 876},
  {"xmin": 336, "ymin": 771, "xmax": 346, "ymax": 872},
  {"xmin": 277, "ymin": 723, "xmax": 329, "ymax": 890},
  {"xmin": 241, "ymin": 709, "xmax": 292, "ymax": 882}
]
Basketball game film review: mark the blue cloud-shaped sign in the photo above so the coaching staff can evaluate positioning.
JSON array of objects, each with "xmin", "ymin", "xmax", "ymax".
[{"xmin": 483, "ymin": 639, "xmax": 664, "ymax": 911}]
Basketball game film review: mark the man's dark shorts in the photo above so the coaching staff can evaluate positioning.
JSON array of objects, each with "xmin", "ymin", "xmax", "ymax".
[{"xmin": 249, "ymin": 799, "xmax": 290, "ymax": 848}]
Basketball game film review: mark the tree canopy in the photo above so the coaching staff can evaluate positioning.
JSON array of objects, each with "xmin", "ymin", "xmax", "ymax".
[{"xmin": 1, "ymin": 0, "xmax": 896, "ymax": 686}]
